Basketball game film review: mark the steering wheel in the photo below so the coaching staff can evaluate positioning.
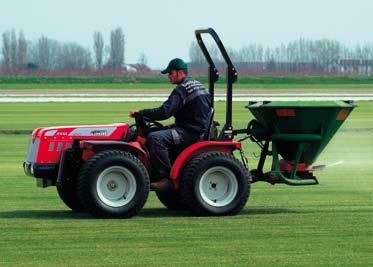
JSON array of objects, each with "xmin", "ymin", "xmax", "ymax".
[{"xmin": 134, "ymin": 113, "xmax": 164, "ymax": 137}]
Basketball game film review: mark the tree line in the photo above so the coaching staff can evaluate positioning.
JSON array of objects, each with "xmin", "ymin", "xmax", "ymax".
[
  {"xmin": 189, "ymin": 39, "xmax": 373, "ymax": 74},
  {"xmin": 1, "ymin": 27, "xmax": 131, "ymax": 71},
  {"xmin": 189, "ymin": 39, "xmax": 373, "ymax": 63},
  {"xmin": 2, "ymin": 28, "xmax": 373, "ymax": 74}
]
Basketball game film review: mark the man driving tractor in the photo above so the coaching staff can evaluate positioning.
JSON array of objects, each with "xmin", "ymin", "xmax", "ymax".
[{"xmin": 129, "ymin": 58, "xmax": 212, "ymax": 191}]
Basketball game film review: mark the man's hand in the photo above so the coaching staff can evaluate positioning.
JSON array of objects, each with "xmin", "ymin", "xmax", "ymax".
[{"xmin": 129, "ymin": 110, "xmax": 140, "ymax": 118}]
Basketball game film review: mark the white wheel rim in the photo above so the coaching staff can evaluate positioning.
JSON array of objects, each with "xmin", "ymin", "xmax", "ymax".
[
  {"xmin": 199, "ymin": 166, "xmax": 238, "ymax": 207},
  {"xmin": 96, "ymin": 166, "xmax": 137, "ymax": 208}
]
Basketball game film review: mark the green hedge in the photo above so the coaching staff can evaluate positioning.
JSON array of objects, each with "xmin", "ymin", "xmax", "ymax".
[
  {"xmin": 0, "ymin": 75, "xmax": 167, "ymax": 84},
  {"xmin": 1, "ymin": 75, "xmax": 373, "ymax": 84}
]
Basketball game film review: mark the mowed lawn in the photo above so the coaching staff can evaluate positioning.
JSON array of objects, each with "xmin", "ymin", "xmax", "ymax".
[{"xmin": 0, "ymin": 101, "xmax": 372, "ymax": 266}]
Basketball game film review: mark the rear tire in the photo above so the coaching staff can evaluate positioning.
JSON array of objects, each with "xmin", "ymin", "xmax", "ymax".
[
  {"xmin": 155, "ymin": 190, "xmax": 187, "ymax": 211},
  {"xmin": 77, "ymin": 150, "xmax": 149, "ymax": 218},
  {"xmin": 179, "ymin": 152, "xmax": 250, "ymax": 216}
]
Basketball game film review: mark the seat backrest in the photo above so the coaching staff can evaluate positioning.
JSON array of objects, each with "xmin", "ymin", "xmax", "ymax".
[{"xmin": 202, "ymin": 107, "xmax": 217, "ymax": 141}]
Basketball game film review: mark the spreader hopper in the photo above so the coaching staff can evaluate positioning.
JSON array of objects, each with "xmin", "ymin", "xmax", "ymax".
[{"xmin": 246, "ymin": 101, "xmax": 355, "ymax": 185}]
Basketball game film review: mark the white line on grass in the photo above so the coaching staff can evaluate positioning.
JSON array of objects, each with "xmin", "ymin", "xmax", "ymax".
[{"xmin": 2, "ymin": 93, "xmax": 373, "ymax": 97}]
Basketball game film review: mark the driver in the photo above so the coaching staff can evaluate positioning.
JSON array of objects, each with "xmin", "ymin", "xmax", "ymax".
[{"xmin": 129, "ymin": 58, "xmax": 212, "ymax": 190}]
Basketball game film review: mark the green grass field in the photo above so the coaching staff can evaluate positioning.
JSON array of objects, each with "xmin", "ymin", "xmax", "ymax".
[
  {"xmin": 0, "ymin": 101, "xmax": 373, "ymax": 266},
  {"xmin": 1, "ymin": 75, "xmax": 373, "ymax": 90}
]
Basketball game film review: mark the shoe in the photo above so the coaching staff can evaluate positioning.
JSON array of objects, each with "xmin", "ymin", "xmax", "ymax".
[{"xmin": 150, "ymin": 178, "xmax": 173, "ymax": 191}]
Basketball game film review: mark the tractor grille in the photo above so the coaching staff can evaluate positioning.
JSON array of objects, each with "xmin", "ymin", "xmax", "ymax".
[{"xmin": 26, "ymin": 138, "xmax": 40, "ymax": 162}]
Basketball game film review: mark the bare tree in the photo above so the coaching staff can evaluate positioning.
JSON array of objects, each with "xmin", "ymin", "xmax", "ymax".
[
  {"xmin": 132, "ymin": 53, "xmax": 151, "ymax": 72},
  {"xmin": 2, "ymin": 31, "xmax": 11, "ymax": 68},
  {"xmin": 93, "ymin": 31, "xmax": 104, "ymax": 69},
  {"xmin": 361, "ymin": 43, "xmax": 373, "ymax": 59},
  {"xmin": 56, "ymin": 42, "xmax": 92, "ymax": 69},
  {"xmin": 355, "ymin": 44, "xmax": 363, "ymax": 60},
  {"xmin": 103, "ymin": 44, "xmax": 111, "ymax": 65},
  {"xmin": 189, "ymin": 41, "xmax": 221, "ymax": 63},
  {"xmin": 264, "ymin": 47, "xmax": 273, "ymax": 62},
  {"xmin": 17, "ymin": 30, "xmax": 27, "ymax": 69},
  {"xmin": 189, "ymin": 41, "xmax": 205, "ymax": 64},
  {"xmin": 109, "ymin": 27, "xmax": 125, "ymax": 69},
  {"xmin": 209, "ymin": 45, "xmax": 220, "ymax": 62},
  {"xmin": 238, "ymin": 45, "xmax": 250, "ymax": 62},
  {"xmin": 138, "ymin": 53, "xmax": 148, "ymax": 65},
  {"xmin": 10, "ymin": 29, "xmax": 17, "ymax": 68},
  {"xmin": 225, "ymin": 46, "xmax": 240, "ymax": 62},
  {"xmin": 37, "ymin": 36, "xmax": 51, "ymax": 69},
  {"xmin": 312, "ymin": 39, "xmax": 341, "ymax": 70},
  {"xmin": 239, "ymin": 44, "xmax": 262, "ymax": 62},
  {"xmin": 29, "ymin": 37, "xmax": 92, "ymax": 70},
  {"xmin": 30, "ymin": 36, "xmax": 60, "ymax": 70},
  {"xmin": 257, "ymin": 44, "xmax": 264, "ymax": 62}
]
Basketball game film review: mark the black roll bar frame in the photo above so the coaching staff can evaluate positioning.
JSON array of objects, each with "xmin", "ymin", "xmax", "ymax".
[{"xmin": 195, "ymin": 28, "xmax": 238, "ymax": 140}]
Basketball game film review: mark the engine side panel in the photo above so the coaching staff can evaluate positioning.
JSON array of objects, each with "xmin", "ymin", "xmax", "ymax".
[{"xmin": 29, "ymin": 123, "xmax": 129, "ymax": 164}]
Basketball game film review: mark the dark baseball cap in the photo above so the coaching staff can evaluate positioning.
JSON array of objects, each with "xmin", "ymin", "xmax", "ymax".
[{"xmin": 161, "ymin": 58, "xmax": 188, "ymax": 74}]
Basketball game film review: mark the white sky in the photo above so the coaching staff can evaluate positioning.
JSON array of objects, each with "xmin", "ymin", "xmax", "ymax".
[{"xmin": 1, "ymin": 0, "xmax": 373, "ymax": 68}]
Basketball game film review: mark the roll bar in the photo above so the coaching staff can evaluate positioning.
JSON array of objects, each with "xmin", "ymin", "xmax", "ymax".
[{"xmin": 195, "ymin": 28, "xmax": 238, "ymax": 140}]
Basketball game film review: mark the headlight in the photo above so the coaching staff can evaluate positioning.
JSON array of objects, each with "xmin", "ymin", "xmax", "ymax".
[{"xmin": 30, "ymin": 163, "xmax": 34, "ymax": 175}]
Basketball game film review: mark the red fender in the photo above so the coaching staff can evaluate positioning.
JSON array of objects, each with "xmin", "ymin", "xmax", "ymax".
[
  {"xmin": 170, "ymin": 141, "xmax": 242, "ymax": 189},
  {"xmin": 81, "ymin": 140, "xmax": 150, "ymax": 170}
]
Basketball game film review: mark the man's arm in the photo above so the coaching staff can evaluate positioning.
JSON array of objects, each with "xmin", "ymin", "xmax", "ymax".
[{"xmin": 137, "ymin": 90, "xmax": 184, "ymax": 121}]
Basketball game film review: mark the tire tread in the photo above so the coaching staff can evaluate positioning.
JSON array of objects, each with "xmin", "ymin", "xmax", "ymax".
[
  {"xmin": 77, "ymin": 150, "xmax": 149, "ymax": 218},
  {"xmin": 179, "ymin": 152, "xmax": 250, "ymax": 216}
]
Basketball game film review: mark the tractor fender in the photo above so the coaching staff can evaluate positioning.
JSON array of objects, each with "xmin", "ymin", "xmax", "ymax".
[
  {"xmin": 170, "ymin": 141, "xmax": 241, "ymax": 186},
  {"xmin": 81, "ymin": 140, "xmax": 150, "ymax": 169}
]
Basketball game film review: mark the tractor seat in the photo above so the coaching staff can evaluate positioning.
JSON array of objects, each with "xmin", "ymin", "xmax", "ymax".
[{"xmin": 200, "ymin": 107, "xmax": 218, "ymax": 141}]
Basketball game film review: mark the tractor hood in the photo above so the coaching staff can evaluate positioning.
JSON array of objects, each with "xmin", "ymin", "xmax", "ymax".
[
  {"xmin": 26, "ymin": 123, "xmax": 131, "ymax": 166},
  {"xmin": 32, "ymin": 123, "xmax": 130, "ymax": 140}
]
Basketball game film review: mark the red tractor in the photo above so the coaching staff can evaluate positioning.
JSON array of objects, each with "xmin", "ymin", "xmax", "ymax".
[
  {"xmin": 24, "ymin": 29, "xmax": 251, "ymax": 218},
  {"xmin": 23, "ymin": 29, "xmax": 355, "ymax": 218}
]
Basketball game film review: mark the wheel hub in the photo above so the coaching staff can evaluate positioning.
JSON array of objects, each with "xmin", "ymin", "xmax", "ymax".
[
  {"xmin": 107, "ymin": 180, "xmax": 118, "ymax": 191},
  {"xmin": 199, "ymin": 166, "xmax": 238, "ymax": 207},
  {"xmin": 96, "ymin": 166, "xmax": 137, "ymax": 208},
  {"xmin": 210, "ymin": 181, "xmax": 218, "ymax": 189}
]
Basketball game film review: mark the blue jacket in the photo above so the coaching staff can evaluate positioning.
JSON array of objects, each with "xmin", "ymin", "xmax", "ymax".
[{"xmin": 140, "ymin": 77, "xmax": 212, "ymax": 134}]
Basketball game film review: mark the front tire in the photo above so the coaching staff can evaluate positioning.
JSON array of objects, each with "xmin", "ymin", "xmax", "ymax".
[
  {"xmin": 77, "ymin": 150, "xmax": 149, "ymax": 218},
  {"xmin": 57, "ymin": 176, "xmax": 85, "ymax": 213},
  {"xmin": 179, "ymin": 152, "xmax": 250, "ymax": 216}
]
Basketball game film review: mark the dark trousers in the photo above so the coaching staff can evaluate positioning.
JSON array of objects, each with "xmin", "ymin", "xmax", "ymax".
[{"xmin": 146, "ymin": 127, "xmax": 199, "ymax": 178}]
